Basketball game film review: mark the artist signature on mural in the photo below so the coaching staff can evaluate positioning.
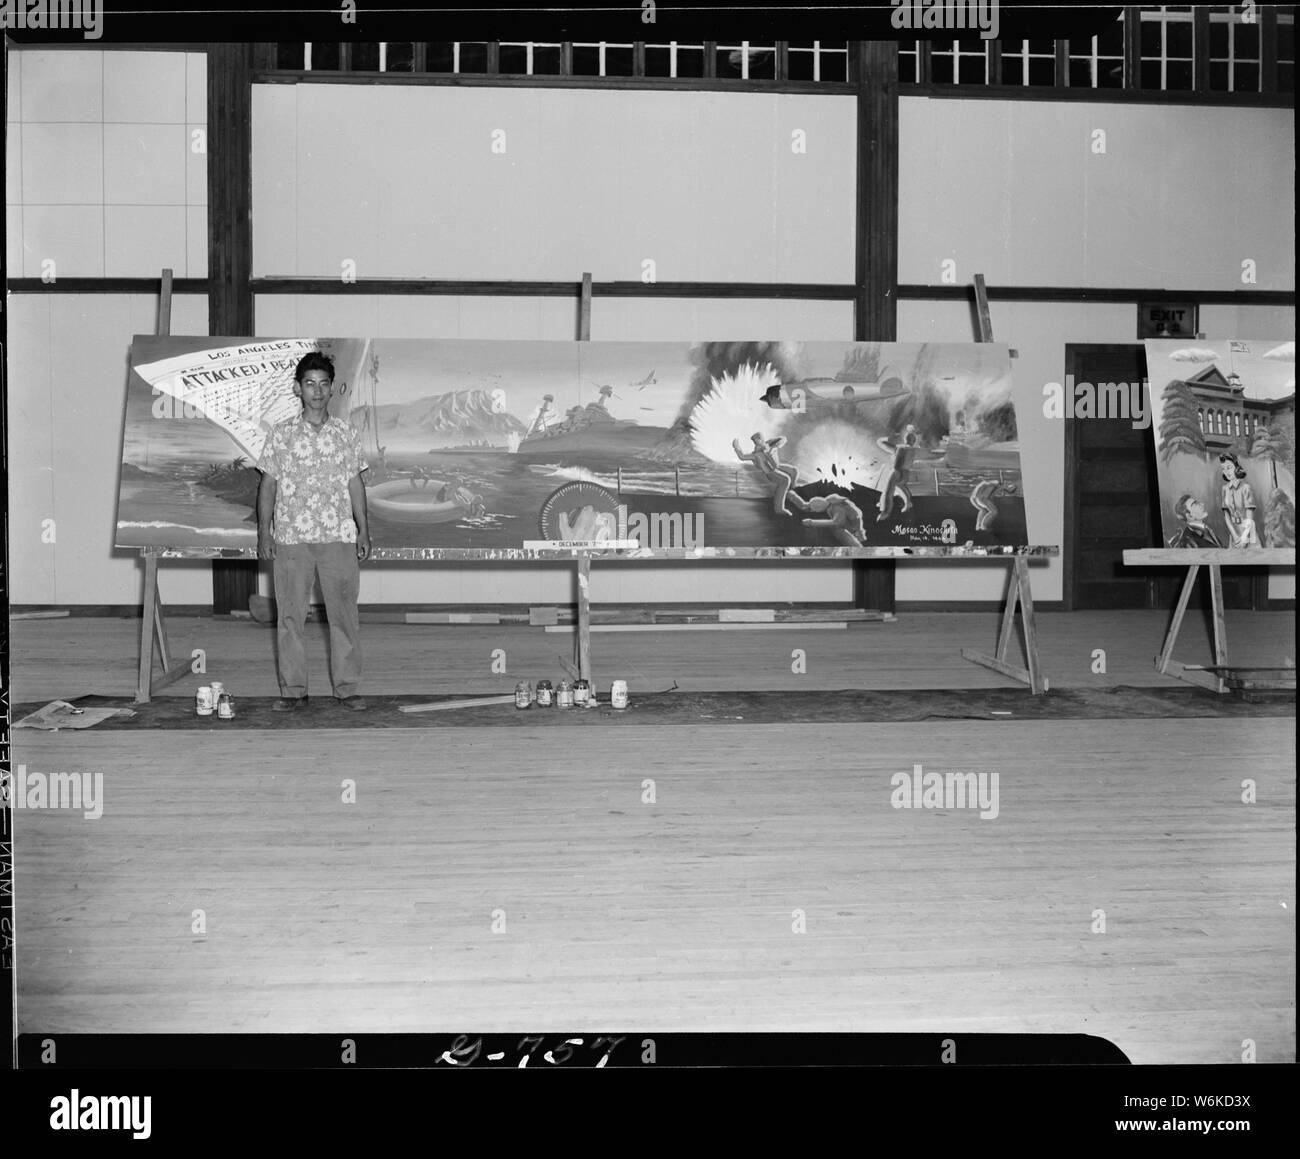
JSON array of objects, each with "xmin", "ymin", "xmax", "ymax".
[{"xmin": 891, "ymin": 522, "xmax": 944, "ymax": 539}]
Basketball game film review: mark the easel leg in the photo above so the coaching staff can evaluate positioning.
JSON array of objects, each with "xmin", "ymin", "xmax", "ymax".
[
  {"xmin": 137, "ymin": 555, "xmax": 159, "ymax": 704},
  {"xmin": 577, "ymin": 555, "xmax": 592, "ymax": 686},
  {"xmin": 1015, "ymin": 557, "xmax": 1045, "ymax": 694},
  {"xmin": 154, "ymin": 582, "xmax": 173, "ymax": 672},
  {"xmin": 1157, "ymin": 565, "xmax": 1199, "ymax": 675},
  {"xmin": 1209, "ymin": 564, "xmax": 1227, "ymax": 694},
  {"xmin": 995, "ymin": 560, "xmax": 1021, "ymax": 662},
  {"xmin": 960, "ymin": 559, "xmax": 1049, "ymax": 694}
]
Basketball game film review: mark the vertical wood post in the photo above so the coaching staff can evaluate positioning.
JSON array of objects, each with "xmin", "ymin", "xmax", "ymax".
[
  {"xmin": 208, "ymin": 42, "xmax": 259, "ymax": 615},
  {"xmin": 852, "ymin": 41, "xmax": 899, "ymax": 614}
]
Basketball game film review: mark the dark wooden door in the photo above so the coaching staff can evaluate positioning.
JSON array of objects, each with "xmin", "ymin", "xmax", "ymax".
[{"xmin": 1064, "ymin": 345, "xmax": 1262, "ymax": 611}]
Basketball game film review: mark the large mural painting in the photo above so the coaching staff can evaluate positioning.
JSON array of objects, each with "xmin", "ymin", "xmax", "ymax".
[{"xmin": 117, "ymin": 338, "xmax": 1030, "ymax": 556}]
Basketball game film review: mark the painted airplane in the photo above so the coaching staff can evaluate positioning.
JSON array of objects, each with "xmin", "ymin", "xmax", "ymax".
[
  {"xmin": 763, "ymin": 371, "xmax": 911, "ymax": 409},
  {"xmin": 630, "ymin": 368, "xmax": 657, "ymax": 388}
]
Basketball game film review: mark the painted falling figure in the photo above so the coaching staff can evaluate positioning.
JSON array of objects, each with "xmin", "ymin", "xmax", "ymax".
[
  {"xmin": 969, "ymin": 478, "xmax": 1000, "ymax": 532},
  {"xmin": 732, "ymin": 433, "xmax": 809, "ymax": 516},
  {"xmin": 801, "ymin": 494, "xmax": 867, "ymax": 547}
]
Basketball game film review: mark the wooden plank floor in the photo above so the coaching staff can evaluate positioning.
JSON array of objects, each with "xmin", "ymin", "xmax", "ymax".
[
  {"xmin": 12, "ymin": 718, "xmax": 1294, "ymax": 1063},
  {"xmin": 10, "ymin": 613, "xmax": 1295, "ymax": 1064}
]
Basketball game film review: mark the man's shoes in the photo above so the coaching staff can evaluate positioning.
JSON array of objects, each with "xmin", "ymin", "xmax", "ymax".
[
  {"xmin": 272, "ymin": 696, "xmax": 308, "ymax": 712},
  {"xmin": 336, "ymin": 696, "xmax": 368, "ymax": 711}
]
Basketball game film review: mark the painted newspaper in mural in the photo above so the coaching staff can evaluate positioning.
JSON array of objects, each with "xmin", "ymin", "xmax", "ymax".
[
  {"xmin": 1146, "ymin": 339, "xmax": 1295, "ymax": 550},
  {"xmin": 117, "ymin": 338, "xmax": 1029, "ymax": 554}
]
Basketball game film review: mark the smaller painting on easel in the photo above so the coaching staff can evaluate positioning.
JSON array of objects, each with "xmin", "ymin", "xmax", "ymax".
[{"xmin": 1146, "ymin": 339, "xmax": 1295, "ymax": 550}]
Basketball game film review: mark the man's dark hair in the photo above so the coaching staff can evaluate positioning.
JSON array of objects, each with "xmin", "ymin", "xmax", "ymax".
[
  {"xmin": 1175, "ymin": 494, "xmax": 1196, "ymax": 519},
  {"xmin": 295, "ymin": 352, "xmax": 336, "ymax": 383}
]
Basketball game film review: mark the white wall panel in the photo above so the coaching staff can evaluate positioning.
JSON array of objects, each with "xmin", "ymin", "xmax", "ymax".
[
  {"xmin": 253, "ymin": 85, "xmax": 857, "ymax": 285},
  {"xmin": 900, "ymin": 98, "xmax": 1295, "ymax": 292}
]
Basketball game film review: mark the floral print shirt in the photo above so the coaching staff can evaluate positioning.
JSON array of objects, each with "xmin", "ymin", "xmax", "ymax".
[{"xmin": 258, "ymin": 415, "xmax": 368, "ymax": 544}]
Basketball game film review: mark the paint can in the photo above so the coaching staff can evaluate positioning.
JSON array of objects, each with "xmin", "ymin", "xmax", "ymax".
[
  {"xmin": 535, "ymin": 680, "xmax": 553, "ymax": 707},
  {"xmin": 610, "ymin": 680, "xmax": 629, "ymax": 709},
  {"xmin": 573, "ymin": 679, "xmax": 590, "ymax": 706},
  {"xmin": 216, "ymin": 693, "xmax": 235, "ymax": 720},
  {"xmin": 196, "ymin": 686, "xmax": 215, "ymax": 716},
  {"xmin": 515, "ymin": 681, "xmax": 533, "ymax": 708},
  {"xmin": 556, "ymin": 680, "xmax": 574, "ymax": 708}
]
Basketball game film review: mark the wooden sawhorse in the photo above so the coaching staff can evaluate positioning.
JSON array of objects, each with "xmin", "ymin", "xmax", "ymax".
[{"xmin": 1123, "ymin": 548, "xmax": 1296, "ymax": 693}]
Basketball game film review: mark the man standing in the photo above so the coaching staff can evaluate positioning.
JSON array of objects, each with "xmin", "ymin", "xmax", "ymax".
[{"xmin": 257, "ymin": 353, "xmax": 372, "ymax": 711}]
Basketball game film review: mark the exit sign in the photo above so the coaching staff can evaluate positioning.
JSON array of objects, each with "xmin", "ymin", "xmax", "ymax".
[{"xmin": 1138, "ymin": 302, "xmax": 1199, "ymax": 338}]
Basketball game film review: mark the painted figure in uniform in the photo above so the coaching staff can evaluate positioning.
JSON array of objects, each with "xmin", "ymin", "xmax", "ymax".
[{"xmin": 1219, "ymin": 453, "xmax": 1261, "ymax": 548}]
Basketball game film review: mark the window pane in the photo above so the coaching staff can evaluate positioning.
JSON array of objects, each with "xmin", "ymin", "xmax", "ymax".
[
  {"xmin": 1209, "ymin": 18, "xmax": 1230, "ymax": 58},
  {"xmin": 819, "ymin": 51, "xmax": 848, "ymax": 82},
  {"xmin": 1028, "ymin": 38, "xmax": 1055, "ymax": 55},
  {"xmin": 1097, "ymin": 18, "xmax": 1124, "ymax": 56},
  {"xmin": 457, "ymin": 43, "xmax": 489, "ymax": 73},
  {"xmin": 1068, "ymin": 36, "xmax": 1095, "ymax": 55},
  {"xmin": 675, "ymin": 46, "xmax": 705, "ymax": 78},
  {"xmin": 1279, "ymin": 20, "xmax": 1295, "ymax": 63},
  {"xmin": 353, "ymin": 42, "xmax": 380, "ymax": 71},
  {"xmin": 605, "ymin": 45, "xmax": 634, "ymax": 76},
  {"xmin": 1233, "ymin": 62, "xmax": 1259, "ymax": 91},
  {"xmin": 1140, "ymin": 59, "xmax": 1163, "ymax": 88},
  {"xmin": 1098, "ymin": 57, "xmax": 1124, "ymax": 87},
  {"xmin": 1166, "ymin": 58, "xmax": 1193, "ymax": 89},
  {"xmin": 1028, "ymin": 55, "xmax": 1055, "ymax": 85},
  {"xmin": 533, "ymin": 44, "xmax": 562, "ymax": 74},
  {"xmin": 425, "ymin": 43, "xmax": 455, "ymax": 72},
  {"xmin": 715, "ymin": 46, "xmax": 745, "ymax": 77},
  {"xmin": 386, "ymin": 42, "xmax": 415, "ymax": 72},
  {"xmin": 1140, "ymin": 19, "xmax": 1163, "ymax": 57},
  {"xmin": 311, "ymin": 42, "xmax": 340, "ymax": 70},
  {"xmin": 1233, "ymin": 20, "xmax": 1260, "ymax": 59},
  {"xmin": 1210, "ymin": 60, "xmax": 1230, "ymax": 90},
  {"xmin": 276, "ymin": 43, "xmax": 306, "ymax": 69},
  {"xmin": 930, "ymin": 53, "xmax": 956, "ymax": 83},
  {"xmin": 958, "ymin": 51, "xmax": 987, "ymax": 84},
  {"xmin": 1001, "ymin": 55, "xmax": 1026, "ymax": 85},
  {"xmin": 571, "ymin": 44, "xmax": 600, "ymax": 75},
  {"xmin": 745, "ymin": 45, "xmax": 776, "ymax": 79},
  {"xmin": 1166, "ymin": 20, "xmax": 1193, "ymax": 58},
  {"xmin": 1279, "ymin": 61, "xmax": 1294, "ymax": 93},
  {"xmin": 644, "ymin": 45, "xmax": 672, "ymax": 76},
  {"xmin": 789, "ymin": 49, "xmax": 815, "ymax": 81},
  {"xmin": 499, "ymin": 43, "xmax": 527, "ymax": 73},
  {"xmin": 1069, "ymin": 58, "xmax": 1093, "ymax": 87}
]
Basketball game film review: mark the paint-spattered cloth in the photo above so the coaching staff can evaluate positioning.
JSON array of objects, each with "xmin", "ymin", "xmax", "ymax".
[
  {"xmin": 257, "ymin": 415, "xmax": 367, "ymax": 544},
  {"xmin": 15, "ymin": 701, "xmax": 136, "ymax": 729}
]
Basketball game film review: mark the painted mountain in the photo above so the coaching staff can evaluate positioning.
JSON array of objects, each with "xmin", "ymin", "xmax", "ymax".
[{"xmin": 371, "ymin": 389, "xmax": 529, "ymax": 451}]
